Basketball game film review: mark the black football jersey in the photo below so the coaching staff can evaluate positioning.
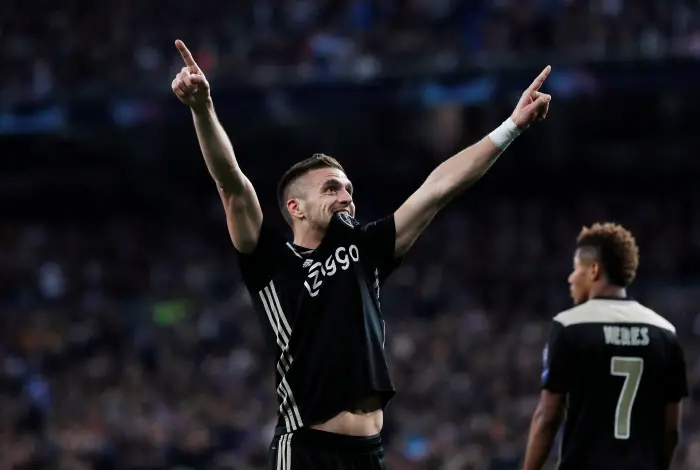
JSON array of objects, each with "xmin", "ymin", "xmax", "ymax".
[
  {"xmin": 542, "ymin": 297, "xmax": 688, "ymax": 470},
  {"xmin": 235, "ymin": 212, "xmax": 400, "ymax": 436}
]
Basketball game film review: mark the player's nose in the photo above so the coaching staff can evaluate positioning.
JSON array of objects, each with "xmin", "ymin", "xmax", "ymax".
[{"xmin": 337, "ymin": 189, "xmax": 353, "ymax": 204}]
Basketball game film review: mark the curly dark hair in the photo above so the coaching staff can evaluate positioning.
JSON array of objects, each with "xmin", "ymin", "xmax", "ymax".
[{"xmin": 576, "ymin": 222, "xmax": 640, "ymax": 287}]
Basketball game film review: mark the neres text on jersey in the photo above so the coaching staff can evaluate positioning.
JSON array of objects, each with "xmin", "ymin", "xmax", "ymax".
[{"xmin": 603, "ymin": 325, "xmax": 650, "ymax": 346}]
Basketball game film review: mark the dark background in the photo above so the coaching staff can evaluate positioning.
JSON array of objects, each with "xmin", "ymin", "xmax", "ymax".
[{"xmin": 1, "ymin": 1, "xmax": 700, "ymax": 469}]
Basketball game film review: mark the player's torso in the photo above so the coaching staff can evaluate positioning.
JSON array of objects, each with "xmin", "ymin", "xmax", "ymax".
[
  {"xmin": 250, "ymin": 214, "xmax": 393, "ymax": 432},
  {"xmin": 268, "ymin": 217, "xmax": 383, "ymax": 350},
  {"xmin": 557, "ymin": 299, "xmax": 677, "ymax": 470}
]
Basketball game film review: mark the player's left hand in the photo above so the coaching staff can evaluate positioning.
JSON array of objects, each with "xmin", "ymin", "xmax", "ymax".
[{"xmin": 511, "ymin": 65, "xmax": 552, "ymax": 129}]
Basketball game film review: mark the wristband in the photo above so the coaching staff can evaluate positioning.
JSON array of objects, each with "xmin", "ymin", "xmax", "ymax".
[{"xmin": 488, "ymin": 117, "xmax": 522, "ymax": 151}]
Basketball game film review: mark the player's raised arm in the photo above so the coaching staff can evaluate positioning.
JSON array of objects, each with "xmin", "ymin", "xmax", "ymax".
[
  {"xmin": 393, "ymin": 66, "xmax": 552, "ymax": 257},
  {"xmin": 171, "ymin": 39, "xmax": 262, "ymax": 254}
]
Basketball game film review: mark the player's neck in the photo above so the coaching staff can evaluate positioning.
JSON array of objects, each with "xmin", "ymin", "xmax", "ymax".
[
  {"xmin": 292, "ymin": 227, "xmax": 324, "ymax": 251},
  {"xmin": 589, "ymin": 284, "xmax": 627, "ymax": 300}
]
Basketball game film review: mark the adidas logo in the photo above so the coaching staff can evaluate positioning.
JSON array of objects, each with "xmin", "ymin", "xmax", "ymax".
[{"xmin": 303, "ymin": 259, "xmax": 313, "ymax": 268}]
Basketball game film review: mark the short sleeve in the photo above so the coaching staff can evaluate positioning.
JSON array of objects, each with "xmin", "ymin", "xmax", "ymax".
[
  {"xmin": 542, "ymin": 320, "xmax": 573, "ymax": 394},
  {"xmin": 234, "ymin": 222, "xmax": 285, "ymax": 290},
  {"xmin": 359, "ymin": 215, "xmax": 401, "ymax": 284},
  {"xmin": 666, "ymin": 336, "xmax": 689, "ymax": 403}
]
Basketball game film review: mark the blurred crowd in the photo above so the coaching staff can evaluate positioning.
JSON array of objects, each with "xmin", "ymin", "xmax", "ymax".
[
  {"xmin": 2, "ymin": 1, "xmax": 700, "ymax": 469},
  {"xmin": 2, "ymin": 0, "xmax": 700, "ymax": 103},
  {"xmin": 1, "ymin": 190, "xmax": 699, "ymax": 470}
]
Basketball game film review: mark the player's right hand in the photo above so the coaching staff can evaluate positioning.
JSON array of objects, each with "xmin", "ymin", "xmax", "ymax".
[
  {"xmin": 171, "ymin": 39, "xmax": 211, "ymax": 110},
  {"xmin": 511, "ymin": 65, "xmax": 552, "ymax": 129}
]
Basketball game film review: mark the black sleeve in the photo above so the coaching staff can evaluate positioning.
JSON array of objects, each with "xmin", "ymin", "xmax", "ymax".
[
  {"xmin": 541, "ymin": 320, "xmax": 573, "ymax": 394},
  {"xmin": 666, "ymin": 336, "xmax": 689, "ymax": 403},
  {"xmin": 359, "ymin": 214, "xmax": 401, "ymax": 284},
  {"xmin": 233, "ymin": 222, "xmax": 285, "ymax": 290}
]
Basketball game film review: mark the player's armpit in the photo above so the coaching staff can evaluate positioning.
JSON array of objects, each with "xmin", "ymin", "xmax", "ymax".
[
  {"xmin": 219, "ymin": 177, "xmax": 263, "ymax": 254},
  {"xmin": 523, "ymin": 390, "xmax": 566, "ymax": 470}
]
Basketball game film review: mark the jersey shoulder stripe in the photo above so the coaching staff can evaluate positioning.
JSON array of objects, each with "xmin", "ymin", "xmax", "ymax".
[{"xmin": 553, "ymin": 299, "xmax": 676, "ymax": 334}]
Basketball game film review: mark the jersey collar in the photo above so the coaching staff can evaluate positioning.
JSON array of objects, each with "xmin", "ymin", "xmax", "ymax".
[
  {"xmin": 590, "ymin": 296, "xmax": 634, "ymax": 301},
  {"xmin": 289, "ymin": 213, "xmax": 351, "ymax": 259}
]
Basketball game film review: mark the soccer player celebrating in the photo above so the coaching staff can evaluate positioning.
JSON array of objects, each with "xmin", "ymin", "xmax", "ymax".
[
  {"xmin": 524, "ymin": 223, "xmax": 688, "ymax": 470},
  {"xmin": 171, "ymin": 39, "xmax": 551, "ymax": 470}
]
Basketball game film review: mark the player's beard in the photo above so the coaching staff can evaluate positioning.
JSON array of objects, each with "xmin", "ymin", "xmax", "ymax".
[{"xmin": 307, "ymin": 207, "xmax": 332, "ymax": 233}]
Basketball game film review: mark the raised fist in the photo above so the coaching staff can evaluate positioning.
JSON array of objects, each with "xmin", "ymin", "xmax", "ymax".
[{"xmin": 171, "ymin": 39, "xmax": 211, "ymax": 110}]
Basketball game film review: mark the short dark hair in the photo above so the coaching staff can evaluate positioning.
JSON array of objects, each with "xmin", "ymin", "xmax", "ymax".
[
  {"xmin": 277, "ymin": 153, "xmax": 345, "ymax": 226},
  {"xmin": 576, "ymin": 222, "xmax": 639, "ymax": 287}
]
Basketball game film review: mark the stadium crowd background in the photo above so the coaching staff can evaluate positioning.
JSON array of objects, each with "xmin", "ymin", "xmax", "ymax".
[
  {"xmin": 2, "ymin": 1, "xmax": 700, "ymax": 469},
  {"xmin": 4, "ymin": 0, "xmax": 700, "ymax": 101}
]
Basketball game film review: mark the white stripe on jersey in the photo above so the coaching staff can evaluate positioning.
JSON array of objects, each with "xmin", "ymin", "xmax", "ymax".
[
  {"xmin": 276, "ymin": 434, "xmax": 283, "ymax": 470},
  {"xmin": 269, "ymin": 281, "xmax": 293, "ymax": 337},
  {"xmin": 286, "ymin": 242, "xmax": 303, "ymax": 258},
  {"xmin": 259, "ymin": 281, "xmax": 304, "ymax": 432},
  {"xmin": 277, "ymin": 434, "xmax": 293, "ymax": 470},
  {"xmin": 261, "ymin": 286, "xmax": 290, "ymax": 344}
]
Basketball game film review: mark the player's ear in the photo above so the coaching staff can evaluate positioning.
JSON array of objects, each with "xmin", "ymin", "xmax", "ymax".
[
  {"xmin": 287, "ymin": 197, "xmax": 305, "ymax": 221},
  {"xmin": 589, "ymin": 261, "xmax": 602, "ymax": 282}
]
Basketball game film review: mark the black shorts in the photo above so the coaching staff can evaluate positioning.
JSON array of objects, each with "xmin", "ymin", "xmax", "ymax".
[{"xmin": 269, "ymin": 428, "xmax": 386, "ymax": 470}]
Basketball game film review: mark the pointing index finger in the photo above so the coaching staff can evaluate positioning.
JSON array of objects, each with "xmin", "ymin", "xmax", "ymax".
[
  {"xmin": 175, "ymin": 39, "xmax": 200, "ymax": 73},
  {"xmin": 528, "ymin": 65, "xmax": 552, "ymax": 92}
]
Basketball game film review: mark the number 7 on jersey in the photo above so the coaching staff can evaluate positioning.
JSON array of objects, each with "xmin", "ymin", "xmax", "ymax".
[{"xmin": 610, "ymin": 356, "xmax": 644, "ymax": 440}]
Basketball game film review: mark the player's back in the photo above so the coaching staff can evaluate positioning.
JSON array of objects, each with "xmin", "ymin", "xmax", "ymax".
[{"xmin": 550, "ymin": 298, "xmax": 686, "ymax": 470}]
